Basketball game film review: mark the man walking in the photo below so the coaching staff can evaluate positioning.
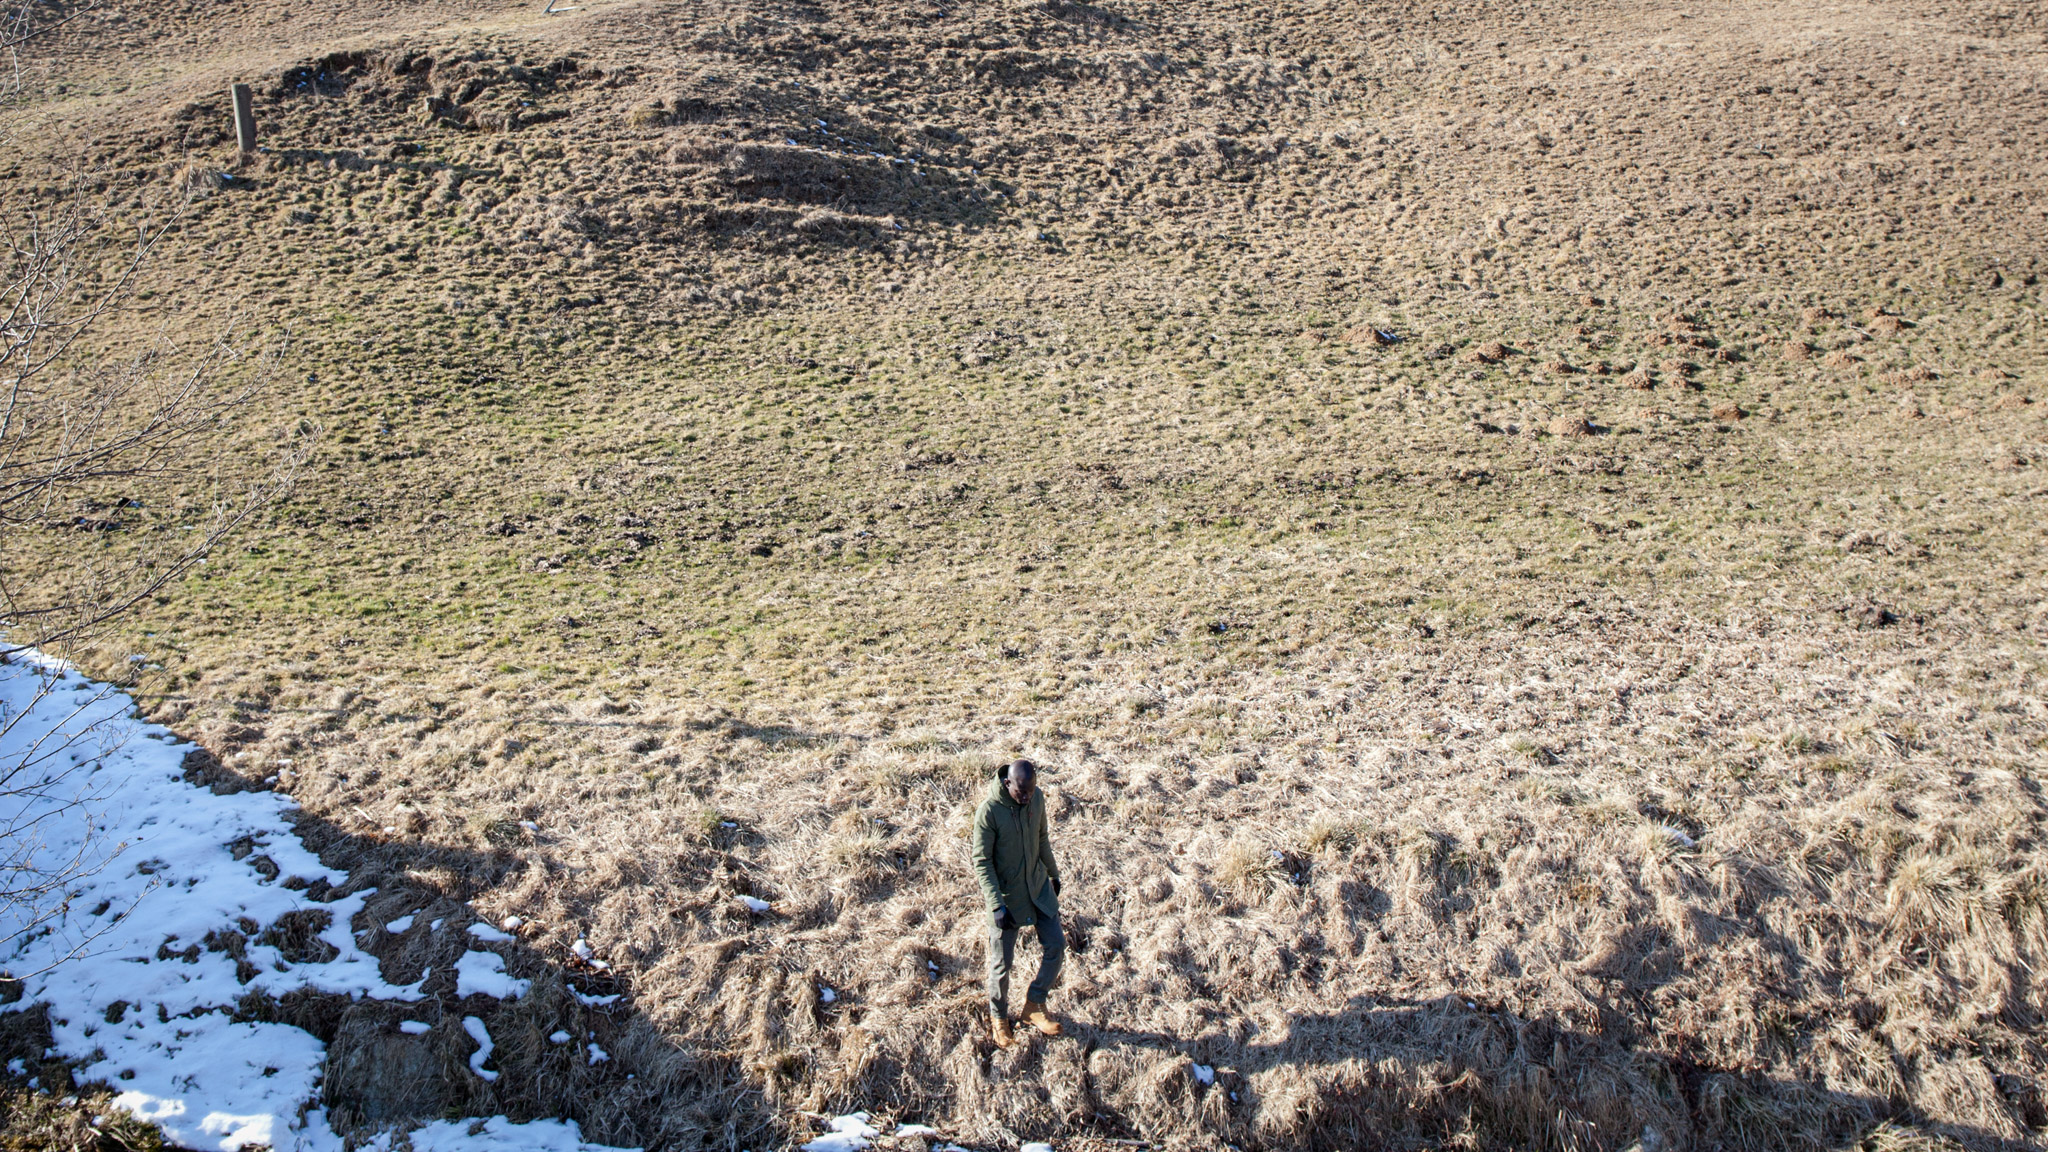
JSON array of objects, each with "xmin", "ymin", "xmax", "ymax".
[{"xmin": 972, "ymin": 758, "xmax": 1064, "ymax": 1047}]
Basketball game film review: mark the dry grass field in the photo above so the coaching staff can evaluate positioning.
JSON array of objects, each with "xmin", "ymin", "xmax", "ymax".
[{"xmin": 5, "ymin": 0, "xmax": 2048, "ymax": 1146}]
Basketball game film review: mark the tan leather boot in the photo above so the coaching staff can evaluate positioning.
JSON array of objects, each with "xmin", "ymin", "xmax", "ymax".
[
  {"xmin": 1022, "ymin": 1001, "xmax": 1062, "ymax": 1036},
  {"xmin": 991, "ymin": 1012, "xmax": 1016, "ymax": 1048}
]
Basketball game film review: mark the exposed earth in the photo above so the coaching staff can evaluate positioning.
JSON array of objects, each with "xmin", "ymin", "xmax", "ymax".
[{"xmin": 3, "ymin": 0, "xmax": 2048, "ymax": 1147}]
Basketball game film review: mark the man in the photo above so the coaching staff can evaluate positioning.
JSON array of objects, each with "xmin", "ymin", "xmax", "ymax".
[{"xmin": 971, "ymin": 758, "xmax": 1064, "ymax": 1047}]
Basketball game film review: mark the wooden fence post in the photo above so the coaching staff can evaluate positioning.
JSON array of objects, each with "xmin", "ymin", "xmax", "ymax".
[{"xmin": 231, "ymin": 83, "xmax": 257, "ymax": 154}]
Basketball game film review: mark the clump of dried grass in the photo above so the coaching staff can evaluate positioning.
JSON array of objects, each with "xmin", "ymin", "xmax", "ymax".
[
  {"xmin": 1215, "ymin": 839, "xmax": 1281, "ymax": 894},
  {"xmin": 1302, "ymin": 816, "xmax": 1365, "ymax": 855},
  {"xmin": 171, "ymin": 161, "xmax": 227, "ymax": 197}
]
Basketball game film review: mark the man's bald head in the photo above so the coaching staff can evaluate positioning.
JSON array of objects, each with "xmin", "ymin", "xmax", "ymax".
[{"xmin": 1003, "ymin": 758, "xmax": 1037, "ymax": 806}]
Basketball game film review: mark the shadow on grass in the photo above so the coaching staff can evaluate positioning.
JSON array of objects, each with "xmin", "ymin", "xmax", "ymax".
[
  {"xmin": 40, "ymin": 745, "xmax": 2039, "ymax": 1152},
  {"xmin": 167, "ymin": 750, "xmax": 773, "ymax": 1151},
  {"xmin": 1062, "ymin": 992, "xmax": 2041, "ymax": 1152}
]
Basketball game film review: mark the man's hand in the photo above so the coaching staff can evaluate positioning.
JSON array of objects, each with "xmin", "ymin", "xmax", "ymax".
[
  {"xmin": 1052, "ymin": 876, "xmax": 1062, "ymax": 897},
  {"xmin": 995, "ymin": 906, "xmax": 1017, "ymax": 932}
]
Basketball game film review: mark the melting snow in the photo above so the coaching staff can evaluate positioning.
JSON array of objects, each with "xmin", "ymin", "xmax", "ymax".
[
  {"xmin": 0, "ymin": 652, "xmax": 637, "ymax": 1152},
  {"xmin": 801, "ymin": 1113, "xmax": 880, "ymax": 1152},
  {"xmin": 399, "ymin": 1021, "xmax": 431, "ymax": 1035},
  {"xmin": 454, "ymin": 950, "xmax": 531, "ymax": 999},
  {"xmin": 799, "ymin": 1114, "xmax": 948, "ymax": 1152},
  {"xmin": 462, "ymin": 1017, "xmax": 498, "ymax": 1081},
  {"xmin": 385, "ymin": 914, "xmax": 415, "ymax": 933},
  {"xmin": 467, "ymin": 922, "xmax": 514, "ymax": 943},
  {"xmin": 399, "ymin": 1117, "xmax": 630, "ymax": 1151}
]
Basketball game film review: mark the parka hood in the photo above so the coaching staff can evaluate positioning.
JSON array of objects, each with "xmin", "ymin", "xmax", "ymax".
[{"xmin": 987, "ymin": 774, "xmax": 1022, "ymax": 809}]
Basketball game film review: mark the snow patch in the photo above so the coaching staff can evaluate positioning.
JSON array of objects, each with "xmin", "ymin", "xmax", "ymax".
[
  {"xmin": 454, "ymin": 950, "xmax": 531, "ymax": 999},
  {"xmin": 462, "ymin": 1017, "xmax": 498, "ymax": 1081},
  {"xmin": 0, "ymin": 653, "xmax": 418, "ymax": 1151},
  {"xmin": 798, "ymin": 1115, "xmax": 945, "ymax": 1152},
  {"xmin": 0, "ymin": 653, "xmax": 634, "ymax": 1152},
  {"xmin": 802, "ymin": 1113, "xmax": 880, "ymax": 1152},
  {"xmin": 402, "ymin": 1116, "xmax": 634, "ymax": 1152}
]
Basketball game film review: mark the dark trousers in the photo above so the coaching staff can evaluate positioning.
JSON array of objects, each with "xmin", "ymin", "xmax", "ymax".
[{"xmin": 987, "ymin": 914, "xmax": 1064, "ymax": 1017}]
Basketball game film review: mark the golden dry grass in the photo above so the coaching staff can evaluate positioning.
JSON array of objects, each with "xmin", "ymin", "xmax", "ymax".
[{"xmin": 3, "ymin": 0, "xmax": 2048, "ymax": 1146}]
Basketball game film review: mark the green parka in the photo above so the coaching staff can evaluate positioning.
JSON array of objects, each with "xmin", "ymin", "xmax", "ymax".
[{"xmin": 971, "ymin": 773, "xmax": 1061, "ymax": 926}]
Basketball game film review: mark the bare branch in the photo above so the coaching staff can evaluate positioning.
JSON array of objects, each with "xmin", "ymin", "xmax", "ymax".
[
  {"xmin": 0, "ymin": 187, "xmax": 311, "ymax": 656},
  {"xmin": 0, "ymin": 660, "xmax": 138, "ymax": 969},
  {"xmin": 0, "ymin": 3, "xmax": 310, "ymax": 974},
  {"xmin": 1, "ymin": 1, "xmax": 100, "ymax": 110}
]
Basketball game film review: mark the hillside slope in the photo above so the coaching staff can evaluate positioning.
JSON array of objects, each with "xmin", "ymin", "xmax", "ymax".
[{"xmin": 4, "ymin": 0, "xmax": 2048, "ymax": 1147}]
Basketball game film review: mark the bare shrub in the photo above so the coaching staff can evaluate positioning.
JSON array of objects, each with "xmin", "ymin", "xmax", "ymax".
[{"xmin": 0, "ymin": 0, "xmax": 307, "ymax": 983}]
